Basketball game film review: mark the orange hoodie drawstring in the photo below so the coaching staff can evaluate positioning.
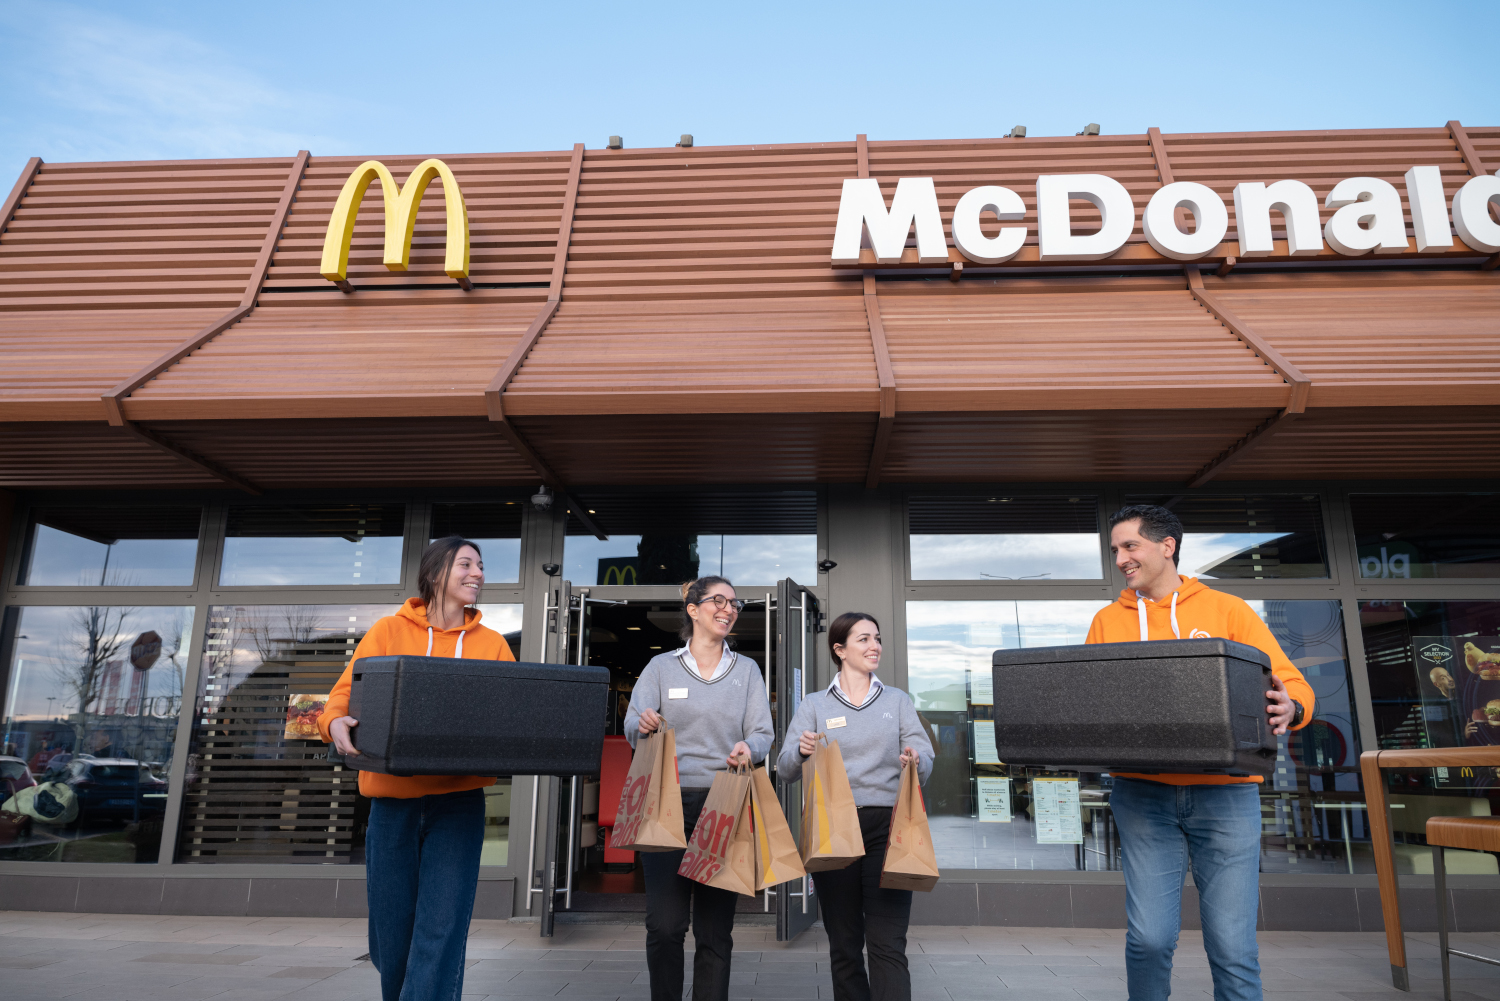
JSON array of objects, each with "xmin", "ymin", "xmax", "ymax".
[
  {"xmin": 1135, "ymin": 590, "xmax": 1182, "ymax": 640},
  {"xmin": 424, "ymin": 626, "xmax": 465, "ymax": 659}
]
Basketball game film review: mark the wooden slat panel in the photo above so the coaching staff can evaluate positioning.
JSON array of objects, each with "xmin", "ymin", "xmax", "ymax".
[
  {"xmin": 126, "ymin": 302, "xmax": 542, "ymax": 420},
  {"xmin": 503, "ymin": 298, "xmax": 878, "ymax": 415},
  {"xmin": 879, "ymin": 409, "xmax": 1281, "ymax": 482},
  {"xmin": 1211, "ymin": 285, "xmax": 1500, "ymax": 406},
  {"xmin": 877, "ymin": 286, "xmax": 1289, "ymax": 412},
  {"xmin": 0, "ymin": 308, "xmax": 230, "ymax": 420},
  {"xmin": 512, "ymin": 412, "xmax": 876, "ymax": 485},
  {"xmin": 0, "ymin": 158, "xmax": 293, "ymax": 311},
  {"xmin": 1216, "ymin": 406, "xmax": 1500, "ymax": 480}
]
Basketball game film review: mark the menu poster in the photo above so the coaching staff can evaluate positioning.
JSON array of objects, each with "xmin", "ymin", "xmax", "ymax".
[
  {"xmin": 969, "ymin": 666, "xmax": 994, "ymax": 706},
  {"xmin": 1032, "ymin": 777, "xmax": 1083, "ymax": 844},
  {"xmin": 972, "ymin": 720, "xmax": 1001, "ymax": 764},
  {"xmin": 285, "ymin": 694, "xmax": 330, "ymax": 741},
  {"xmin": 976, "ymin": 776, "xmax": 1012, "ymax": 822}
]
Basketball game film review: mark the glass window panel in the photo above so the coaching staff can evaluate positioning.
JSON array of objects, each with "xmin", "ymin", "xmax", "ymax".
[
  {"xmin": 219, "ymin": 504, "xmax": 405, "ymax": 586},
  {"xmin": 908, "ymin": 496, "xmax": 1102, "ymax": 581},
  {"xmin": 906, "ymin": 597, "xmax": 1361, "ymax": 872},
  {"xmin": 179, "ymin": 603, "xmax": 396, "ymax": 863},
  {"xmin": 1351, "ymin": 494, "xmax": 1500, "ymax": 579},
  {"xmin": 481, "ymin": 779, "xmax": 511, "ymax": 866},
  {"xmin": 1124, "ymin": 494, "xmax": 1329, "ymax": 579},
  {"xmin": 19, "ymin": 506, "xmax": 200, "ymax": 586},
  {"xmin": 1360, "ymin": 600, "xmax": 1500, "ymax": 874},
  {"xmin": 563, "ymin": 491, "xmax": 816, "ymax": 585},
  {"xmin": 431, "ymin": 502, "xmax": 523, "ymax": 584},
  {"xmin": 1, "ymin": 605, "xmax": 194, "ymax": 862}
]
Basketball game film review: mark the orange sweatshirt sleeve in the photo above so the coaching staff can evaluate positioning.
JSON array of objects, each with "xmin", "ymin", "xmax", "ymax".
[
  {"xmin": 317, "ymin": 619, "xmax": 390, "ymax": 742},
  {"xmin": 1228, "ymin": 602, "xmax": 1316, "ymax": 730},
  {"xmin": 1085, "ymin": 610, "xmax": 1107, "ymax": 645}
]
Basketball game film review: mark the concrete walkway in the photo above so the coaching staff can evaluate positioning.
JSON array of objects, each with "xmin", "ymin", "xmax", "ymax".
[{"xmin": 2, "ymin": 910, "xmax": 1499, "ymax": 1000}]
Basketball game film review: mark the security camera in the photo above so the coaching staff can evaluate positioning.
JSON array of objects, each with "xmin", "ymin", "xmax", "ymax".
[
  {"xmin": 542, "ymin": 563, "xmax": 561, "ymax": 577},
  {"xmin": 531, "ymin": 485, "xmax": 553, "ymax": 511},
  {"xmin": 818, "ymin": 559, "xmax": 838, "ymax": 573}
]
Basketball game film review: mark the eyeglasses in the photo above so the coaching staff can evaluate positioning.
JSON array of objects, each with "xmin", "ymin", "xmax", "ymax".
[{"xmin": 692, "ymin": 595, "xmax": 746, "ymax": 612}]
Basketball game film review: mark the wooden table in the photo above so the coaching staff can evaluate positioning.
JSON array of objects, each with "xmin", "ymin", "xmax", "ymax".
[{"xmin": 1360, "ymin": 746, "xmax": 1500, "ymax": 990}]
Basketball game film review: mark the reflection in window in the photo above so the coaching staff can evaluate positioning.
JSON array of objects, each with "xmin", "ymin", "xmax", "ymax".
[
  {"xmin": 219, "ymin": 504, "xmax": 405, "ymax": 586},
  {"xmin": 20, "ymin": 506, "xmax": 200, "ymax": 586},
  {"xmin": 431, "ymin": 502, "xmax": 523, "ymax": 584},
  {"xmin": 563, "ymin": 491, "xmax": 817, "ymax": 585},
  {"xmin": 1351, "ymin": 494, "xmax": 1500, "ymax": 579},
  {"xmin": 1360, "ymin": 599, "xmax": 1500, "ymax": 874},
  {"xmin": 1, "ymin": 605, "xmax": 193, "ymax": 862},
  {"xmin": 1124, "ymin": 494, "xmax": 1328, "ymax": 579},
  {"xmin": 178, "ymin": 602, "xmax": 522, "ymax": 864},
  {"xmin": 908, "ymin": 495, "xmax": 1101, "ymax": 581},
  {"xmin": 180, "ymin": 604, "xmax": 394, "ymax": 863},
  {"xmin": 905, "ymin": 598, "xmax": 1361, "ymax": 872}
]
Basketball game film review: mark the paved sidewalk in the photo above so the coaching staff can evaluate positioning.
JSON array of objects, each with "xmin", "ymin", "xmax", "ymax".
[{"xmin": 2, "ymin": 910, "xmax": 1499, "ymax": 1000}]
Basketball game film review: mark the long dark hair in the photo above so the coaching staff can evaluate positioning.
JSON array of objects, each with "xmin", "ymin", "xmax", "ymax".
[
  {"xmin": 829, "ymin": 611, "xmax": 880, "ymax": 667},
  {"xmin": 418, "ymin": 535, "xmax": 483, "ymax": 619},
  {"xmin": 679, "ymin": 575, "xmax": 735, "ymax": 645}
]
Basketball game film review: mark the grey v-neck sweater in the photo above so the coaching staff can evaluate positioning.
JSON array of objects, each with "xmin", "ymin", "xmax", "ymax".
[
  {"xmin": 776, "ymin": 683, "xmax": 934, "ymax": 808},
  {"xmin": 624, "ymin": 649, "xmax": 774, "ymax": 789}
]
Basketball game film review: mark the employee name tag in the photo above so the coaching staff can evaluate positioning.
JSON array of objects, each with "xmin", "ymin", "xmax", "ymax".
[
  {"xmin": 826, "ymin": 716, "xmax": 847, "ymax": 729},
  {"xmin": 668, "ymin": 688, "xmax": 689, "ymax": 700}
]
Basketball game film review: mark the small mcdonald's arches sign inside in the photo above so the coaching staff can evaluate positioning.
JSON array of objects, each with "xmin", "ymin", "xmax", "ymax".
[{"xmin": 598, "ymin": 558, "xmax": 639, "ymax": 586}]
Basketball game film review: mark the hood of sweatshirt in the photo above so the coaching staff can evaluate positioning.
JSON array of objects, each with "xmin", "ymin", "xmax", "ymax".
[{"xmin": 395, "ymin": 597, "xmax": 484, "ymax": 633}]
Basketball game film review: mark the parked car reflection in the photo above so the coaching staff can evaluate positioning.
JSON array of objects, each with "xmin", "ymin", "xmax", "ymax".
[
  {"xmin": 1, "ymin": 756, "xmax": 37, "ymax": 798},
  {"xmin": 62, "ymin": 758, "xmax": 168, "ymax": 823}
]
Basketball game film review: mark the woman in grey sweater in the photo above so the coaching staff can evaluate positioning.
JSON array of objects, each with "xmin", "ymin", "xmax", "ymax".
[
  {"xmin": 777, "ymin": 612, "xmax": 934, "ymax": 1001},
  {"xmin": 624, "ymin": 576, "xmax": 773, "ymax": 1001}
]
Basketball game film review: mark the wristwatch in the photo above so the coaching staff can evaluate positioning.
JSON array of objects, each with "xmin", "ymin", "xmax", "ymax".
[{"xmin": 1290, "ymin": 700, "xmax": 1306, "ymax": 728}]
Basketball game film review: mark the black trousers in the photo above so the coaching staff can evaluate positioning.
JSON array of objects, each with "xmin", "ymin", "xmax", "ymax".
[
  {"xmin": 642, "ymin": 788, "xmax": 739, "ymax": 1001},
  {"xmin": 811, "ymin": 805, "xmax": 914, "ymax": 1001}
]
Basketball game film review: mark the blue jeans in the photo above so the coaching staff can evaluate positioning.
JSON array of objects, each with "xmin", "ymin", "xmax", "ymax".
[
  {"xmin": 1110, "ymin": 778, "xmax": 1262, "ymax": 1001},
  {"xmin": 366, "ymin": 788, "xmax": 485, "ymax": 1001}
]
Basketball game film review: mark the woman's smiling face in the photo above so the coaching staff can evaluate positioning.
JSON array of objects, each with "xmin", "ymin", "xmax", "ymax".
[{"xmin": 686, "ymin": 581, "xmax": 738, "ymax": 642}]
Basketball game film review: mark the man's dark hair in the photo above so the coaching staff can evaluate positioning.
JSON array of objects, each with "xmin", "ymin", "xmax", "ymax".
[{"xmin": 1109, "ymin": 504, "xmax": 1184, "ymax": 566}]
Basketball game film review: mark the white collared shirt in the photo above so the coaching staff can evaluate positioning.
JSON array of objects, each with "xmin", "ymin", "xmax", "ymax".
[
  {"xmin": 828, "ymin": 672, "xmax": 883, "ymax": 709},
  {"xmin": 674, "ymin": 645, "xmax": 737, "ymax": 682}
]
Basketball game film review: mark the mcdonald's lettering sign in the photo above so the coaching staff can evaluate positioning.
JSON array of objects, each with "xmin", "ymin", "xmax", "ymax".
[{"xmin": 320, "ymin": 159, "xmax": 470, "ymax": 283}]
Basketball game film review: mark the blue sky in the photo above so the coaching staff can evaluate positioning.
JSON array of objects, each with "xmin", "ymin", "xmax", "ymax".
[{"xmin": 1, "ymin": 0, "xmax": 1496, "ymax": 186}]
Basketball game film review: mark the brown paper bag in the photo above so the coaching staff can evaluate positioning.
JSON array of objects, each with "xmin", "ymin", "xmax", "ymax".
[
  {"xmin": 608, "ymin": 725, "xmax": 686, "ymax": 852},
  {"xmin": 880, "ymin": 761, "xmax": 939, "ymax": 891},
  {"xmin": 678, "ymin": 767, "xmax": 757, "ymax": 896},
  {"xmin": 799, "ymin": 734, "xmax": 865, "ymax": 872},
  {"xmin": 749, "ymin": 765, "xmax": 805, "ymax": 891}
]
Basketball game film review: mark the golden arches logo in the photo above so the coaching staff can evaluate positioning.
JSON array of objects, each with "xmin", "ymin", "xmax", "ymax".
[
  {"xmin": 602, "ymin": 564, "xmax": 638, "ymax": 586},
  {"xmin": 320, "ymin": 159, "xmax": 470, "ymax": 283}
]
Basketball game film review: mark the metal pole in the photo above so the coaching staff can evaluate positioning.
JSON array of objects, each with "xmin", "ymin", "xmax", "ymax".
[
  {"xmin": 564, "ymin": 775, "xmax": 578, "ymax": 909},
  {"xmin": 800, "ymin": 590, "xmax": 810, "ymax": 915},
  {"xmin": 528, "ymin": 586, "xmax": 560, "ymax": 908}
]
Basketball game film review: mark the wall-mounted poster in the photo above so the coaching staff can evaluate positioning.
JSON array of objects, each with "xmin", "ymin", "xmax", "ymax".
[
  {"xmin": 1032, "ymin": 777, "xmax": 1083, "ymax": 844},
  {"xmin": 285, "ymin": 694, "xmax": 330, "ymax": 741},
  {"xmin": 972, "ymin": 720, "xmax": 1001, "ymax": 764},
  {"xmin": 969, "ymin": 667, "xmax": 993, "ymax": 706},
  {"xmin": 976, "ymin": 776, "xmax": 1011, "ymax": 822}
]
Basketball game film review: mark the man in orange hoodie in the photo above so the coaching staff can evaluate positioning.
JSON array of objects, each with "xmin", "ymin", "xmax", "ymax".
[{"xmin": 1087, "ymin": 505, "xmax": 1313, "ymax": 1001}]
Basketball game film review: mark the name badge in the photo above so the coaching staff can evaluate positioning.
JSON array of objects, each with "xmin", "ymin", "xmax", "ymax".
[
  {"xmin": 668, "ymin": 688, "xmax": 689, "ymax": 700},
  {"xmin": 826, "ymin": 716, "xmax": 847, "ymax": 729}
]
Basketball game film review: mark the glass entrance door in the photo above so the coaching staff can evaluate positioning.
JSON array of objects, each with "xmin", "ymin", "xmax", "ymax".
[
  {"xmin": 537, "ymin": 578, "xmax": 576, "ymax": 937},
  {"xmin": 774, "ymin": 577, "xmax": 820, "ymax": 940}
]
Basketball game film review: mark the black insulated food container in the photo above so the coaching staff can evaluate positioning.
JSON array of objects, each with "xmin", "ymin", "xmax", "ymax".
[
  {"xmin": 990, "ymin": 638, "xmax": 1277, "ymax": 776},
  {"xmin": 347, "ymin": 656, "xmax": 609, "ymax": 776}
]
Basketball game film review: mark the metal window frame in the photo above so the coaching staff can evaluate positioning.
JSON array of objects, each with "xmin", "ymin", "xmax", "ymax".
[{"xmin": 0, "ymin": 487, "xmax": 534, "ymax": 882}]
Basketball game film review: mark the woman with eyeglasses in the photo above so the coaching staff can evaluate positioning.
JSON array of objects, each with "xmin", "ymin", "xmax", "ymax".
[{"xmin": 624, "ymin": 575, "xmax": 774, "ymax": 1001}]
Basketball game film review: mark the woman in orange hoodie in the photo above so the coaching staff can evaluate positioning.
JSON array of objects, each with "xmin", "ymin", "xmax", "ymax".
[{"xmin": 320, "ymin": 535, "xmax": 514, "ymax": 1001}]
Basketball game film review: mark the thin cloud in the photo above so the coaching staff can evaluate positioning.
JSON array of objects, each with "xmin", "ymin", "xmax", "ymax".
[{"xmin": 0, "ymin": 4, "xmax": 346, "ymax": 167}]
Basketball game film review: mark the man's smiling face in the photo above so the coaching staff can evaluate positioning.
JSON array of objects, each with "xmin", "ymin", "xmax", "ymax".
[{"xmin": 1110, "ymin": 517, "xmax": 1178, "ymax": 597}]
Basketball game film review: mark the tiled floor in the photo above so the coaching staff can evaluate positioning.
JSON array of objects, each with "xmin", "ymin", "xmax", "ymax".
[{"xmin": 2, "ymin": 909, "xmax": 1499, "ymax": 1000}]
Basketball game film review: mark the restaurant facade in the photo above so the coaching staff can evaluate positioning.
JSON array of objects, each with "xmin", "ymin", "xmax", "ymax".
[{"xmin": 0, "ymin": 122, "xmax": 1498, "ymax": 937}]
